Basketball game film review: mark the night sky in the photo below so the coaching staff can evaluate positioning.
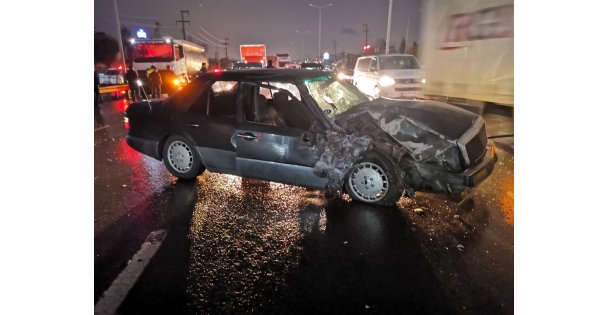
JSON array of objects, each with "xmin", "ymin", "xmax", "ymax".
[{"xmin": 95, "ymin": 0, "xmax": 422, "ymax": 60}]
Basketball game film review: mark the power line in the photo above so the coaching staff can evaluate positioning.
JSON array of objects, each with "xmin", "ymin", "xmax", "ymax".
[
  {"xmin": 186, "ymin": 31, "xmax": 216, "ymax": 47},
  {"xmin": 363, "ymin": 24, "xmax": 369, "ymax": 47},
  {"xmin": 196, "ymin": 30, "xmax": 222, "ymax": 46},
  {"xmin": 198, "ymin": 25, "xmax": 222, "ymax": 43},
  {"xmin": 176, "ymin": 10, "xmax": 190, "ymax": 40}
]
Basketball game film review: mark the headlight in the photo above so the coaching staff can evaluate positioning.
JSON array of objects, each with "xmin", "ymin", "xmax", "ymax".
[
  {"xmin": 173, "ymin": 79, "xmax": 180, "ymax": 86},
  {"xmin": 136, "ymin": 80, "xmax": 142, "ymax": 87},
  {"xmin": 421, "ymin": 78, "xmax": 427, "ymax": 84},
  {"xmin": 379, "ymin": 76, "xmax": 395, "ymax": 87}
]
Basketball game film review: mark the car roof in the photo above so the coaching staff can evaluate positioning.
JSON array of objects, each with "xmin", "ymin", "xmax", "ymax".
[{"xmin": 196, "ymin": 69, "xmax": 332, "ymax": 81}]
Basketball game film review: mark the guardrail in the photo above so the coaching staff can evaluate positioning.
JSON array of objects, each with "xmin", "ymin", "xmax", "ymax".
[{"xmin": 99, "ymin": 84, "xmax": 129, "ymax": 94}]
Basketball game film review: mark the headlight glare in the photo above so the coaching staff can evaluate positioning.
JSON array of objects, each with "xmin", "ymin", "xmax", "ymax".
[{"xmin": 379, "ymin": 76, "xmax": 395, "ymax": 86}]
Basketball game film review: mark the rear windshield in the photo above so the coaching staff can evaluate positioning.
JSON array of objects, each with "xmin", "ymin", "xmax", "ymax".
[{"xmin": 379, "ymin": 55, "xmax": 421, "ymax": 70}]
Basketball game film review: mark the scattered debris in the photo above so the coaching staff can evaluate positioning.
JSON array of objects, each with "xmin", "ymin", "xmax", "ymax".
[
  {"xmin": 122, "ymin": 184, "xmax": 127, "ymax": 188},
  {"xmin": 343, "ymin": 241, "xmax": 348, "ymax": 245},
  {"xmin": 414, "ymin": 208, "xmax": 424, "ymax": 214},
  {"xmin": 365, "ymin": 305, "xmax": 370, "ymax": 309},
  {"xmin": 453, "ymin": 214, "xmax": 460, "ymax": 219},
  {"xmin": 456, "ymin": 244, "xmax": 465, "ymax": 251}
]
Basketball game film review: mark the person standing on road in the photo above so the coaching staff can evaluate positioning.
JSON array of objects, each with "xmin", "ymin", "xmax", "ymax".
[
  {"xmin": 163, "ymin": 65, "xmax": 178, "ymax": 94},
  {"xmin": 94, "ymin": 69, "xmax": 100, "ymax": 108},
  {"xmin": 149, "ymin": 66, "xmax": 162, "ymax": 98},
  {"xmin": 266, "ymin": 60, "xmax": 274, "ymax": 68},
  {"xmin": 125, "ymin": 65, "xmax": 140, "ymax": 101}
]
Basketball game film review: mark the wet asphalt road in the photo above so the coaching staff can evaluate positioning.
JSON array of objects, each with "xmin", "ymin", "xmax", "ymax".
[{"xmin": 94, "ymin": 98, "xmax": 514, "ymax": 314}]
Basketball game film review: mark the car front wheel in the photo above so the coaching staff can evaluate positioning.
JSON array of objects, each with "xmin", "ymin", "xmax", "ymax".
[
  {"xmin": 162, "ymin": 135, "xmax": 204, "ymax": 180},
  {"xmin": 345, "ymin": 151, "xmax": 403, "ymax": 206}
]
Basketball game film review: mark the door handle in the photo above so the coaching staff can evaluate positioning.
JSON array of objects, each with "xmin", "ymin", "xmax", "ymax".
[
  {"xmin": 186, "ymin": 122, "xmax": 199, "ymax": 128},
  {"xmin": 236, "ymin": 132, "xmax": 258, "ymax": 141},
  {"xmin": 302, "ymin": 132, "xmax": 312, "ymax": 143}
]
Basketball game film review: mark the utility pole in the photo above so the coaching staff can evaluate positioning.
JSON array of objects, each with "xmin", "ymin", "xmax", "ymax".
[
  {"xmin": 222, "ymin": 38, "xmax": 229, "ymax": 60},
  {"xmin": 332, "ymin": 40, "xmax": 337, "ymax": 57},
  {"xmin": 215, "ymin": 43, "xmax": 219, "ymax": 64},
  {"xmin": 176, "ymin": 10, "xmax": 190, "ymax": 40},
  {"xmin": 308, "ymin": 3, "xmax": 333, "ymax": 61},
  {"xmin": 154, "ymin": 22, "xmax": 161, "ymax": 38},
  {"xmin": 385, "ymin": 0, "xmax": 393, "ymax": 54},
  {"xmin": 405, "ymin": 15, "xmax": 410, "ymax": 53},
  {"xmin": 363, "ymin": 24, "xmax": 368, "ymax": 47},
  {"xmin": 112, "ymin": 0, "xmax": 127, "ymax": 71}
]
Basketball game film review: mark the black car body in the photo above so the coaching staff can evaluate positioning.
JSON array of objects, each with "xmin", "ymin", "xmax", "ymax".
[{"xmin": 126, "ymin": 69, "xmax": 497, "ymax": 205}]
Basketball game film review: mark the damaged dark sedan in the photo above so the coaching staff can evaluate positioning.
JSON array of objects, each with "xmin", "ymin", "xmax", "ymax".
[{"xmin": 126, "ymin": 70, "xmax": 497, "ymax": 205}]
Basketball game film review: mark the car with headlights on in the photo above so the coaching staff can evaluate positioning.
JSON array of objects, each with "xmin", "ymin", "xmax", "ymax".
[
  {"xmin": 125, "ymin": 69, "xmax": 496, "ymax": 205},
  {"xmin": 352, "ymin": 54, "xmax": 425, "ymax": 99}
]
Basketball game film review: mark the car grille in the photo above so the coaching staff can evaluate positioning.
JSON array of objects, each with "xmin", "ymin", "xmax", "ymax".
[
  {"xmin": 395, "ymin": 87, "xmax": 422, "ymax": 91},
  {"xmin": 395, "ymin": 78, "xmax": 421, "ymax": 84},
  {"xmin": 464, "ymin": 126, "xmax": 487, "ymax": 165}
]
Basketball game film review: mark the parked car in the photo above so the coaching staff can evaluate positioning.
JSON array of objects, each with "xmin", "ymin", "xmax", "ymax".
[
  {"xmin": 98, "ymin": 68, "xmax": 125, "ymax": 85},
  {"xmin": 231, "ymin": 61, "xmax": 263, "ymax": 70},
  {"xmin": 300, "ymin": 62, "xmax": 325, "ymax": 70},
  {"xmin": 352, "ymin": 54, "xmax": 424, "ymax": 99},
  {"xmin": 126, "ymin": 69, "xmax": 496, "ymax": 205}
]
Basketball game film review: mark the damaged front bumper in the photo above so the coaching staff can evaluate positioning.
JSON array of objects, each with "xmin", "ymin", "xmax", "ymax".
[{"xmin": 448, "ymin": 142, "xmax": 498, "ymax": 187}]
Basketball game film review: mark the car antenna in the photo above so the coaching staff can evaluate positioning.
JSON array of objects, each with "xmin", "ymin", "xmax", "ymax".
[{"xmin": 136, "ymin": 80, "xmax": 152, "ymax": 111}]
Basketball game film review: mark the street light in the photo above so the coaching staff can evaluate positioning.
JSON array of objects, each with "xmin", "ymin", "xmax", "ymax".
[
  {"xmin": 112, "ymin": 0, "xmax": 127, "ymax": 71},
  {"xmin": 308, "ymin": 3, "xmax": 333, "ymax": 61}
]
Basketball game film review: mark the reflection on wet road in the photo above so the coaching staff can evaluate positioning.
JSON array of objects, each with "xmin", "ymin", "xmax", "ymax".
[{"xmin": 95, "ymin": 100, "xmax": 514, "ymax": 314}]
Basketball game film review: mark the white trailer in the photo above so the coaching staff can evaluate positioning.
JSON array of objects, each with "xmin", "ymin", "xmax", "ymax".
[
  {"xmin": 420, "ymin": 0, "xmax": 513, "ymax": 106},
  {"xmin": 131, "ymin": 38, "xmax": 208, "ymax": 80}
]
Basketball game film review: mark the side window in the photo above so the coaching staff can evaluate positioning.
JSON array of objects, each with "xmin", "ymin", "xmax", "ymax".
[
  {"xmin": 370, "ymin": 58, "xmax": 378, "ymax": 70},
  {"xmin": 356, "ymin": 58, "xmax": 371, "ymax": 72},
  {"xmin": 208, "ymin": 81, "xmax": 238, "ymax": 119},
  {"xmin": 248, "ymin": 82, "xmax": 313, "ymax": 130},
  {"xmin": 188, "ymin": 87, "xmax": 208, "ymax": 113}
]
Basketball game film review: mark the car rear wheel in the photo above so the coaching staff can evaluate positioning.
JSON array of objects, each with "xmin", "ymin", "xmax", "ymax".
[
  {"xmin": 162, "ymin": 135, "xmax": 204, "ymax": 180},
  {"xmin": 345, "ymin": 151, "xmax": 403, "ymax": 206}
]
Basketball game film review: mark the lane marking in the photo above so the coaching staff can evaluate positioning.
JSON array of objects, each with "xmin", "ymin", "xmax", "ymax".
[
  {"xmin": 95, "ymin": 125, "xmax": 110, "ymax": 132},
  {"xmin": 94, "ymin": 229, "xmax": 168, "ymax": 315}
]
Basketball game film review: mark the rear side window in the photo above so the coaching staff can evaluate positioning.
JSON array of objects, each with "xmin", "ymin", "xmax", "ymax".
[
  {"xmin": 208, "ymin": 81, "xmax": 238, "ymax": 119},
  {"xmin": 356, "ymin": 58, "xmax": 371, "ymax": 72}
]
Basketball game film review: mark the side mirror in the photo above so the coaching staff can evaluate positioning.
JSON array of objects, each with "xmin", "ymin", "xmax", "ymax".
[{"xmin": 369, "ymin": 65, "xmax": 377, "ymax": 72}]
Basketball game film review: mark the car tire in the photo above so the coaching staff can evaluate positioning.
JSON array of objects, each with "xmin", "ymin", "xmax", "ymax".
[
  {"xmin": 345, "ymin": 151, "xmax": 403, "ymax": 206},
  {"xmin": 162, "ymin": 135, "xmax": 204, "ymax": 180}
]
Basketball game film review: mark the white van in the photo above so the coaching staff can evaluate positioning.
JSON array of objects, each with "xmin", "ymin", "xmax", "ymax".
[{"xmin": 352, "ymin": 54, "xmax": 425, "ymax": 99}]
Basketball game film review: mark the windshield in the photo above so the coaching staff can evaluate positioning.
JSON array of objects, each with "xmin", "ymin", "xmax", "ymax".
[
  {"xmin": 133, "ymin": 43, "xmax": 174, "ymax": 62},
  {"xmin": 379, "ymin": 55, "xmax": 421, "ymax": 70},
  {"xmin": 304, "ymin": 75, "xmax": 371, "ymax": 118}
]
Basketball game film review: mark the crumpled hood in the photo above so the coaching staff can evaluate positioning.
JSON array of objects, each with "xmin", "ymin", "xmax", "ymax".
[
  {"xmin": 335, "ymin": 99, "xmax": 481, "ymax": 164},
  {"xmin": 361, "ymin": 99, "xmax": 479, "ymax": 141}
]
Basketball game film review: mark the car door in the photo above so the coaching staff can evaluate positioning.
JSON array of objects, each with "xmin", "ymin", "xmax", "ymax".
[
  {"xmin": 234, "ymin": 82, "xmax": 329, "ymax": 189},
  {"xmin": 367, "ymin": 57, "xmax": 379, "ymax": 95},
  {"xmin": 181, "ymin": 79, "xmax": 240, "ymax": 173}
]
